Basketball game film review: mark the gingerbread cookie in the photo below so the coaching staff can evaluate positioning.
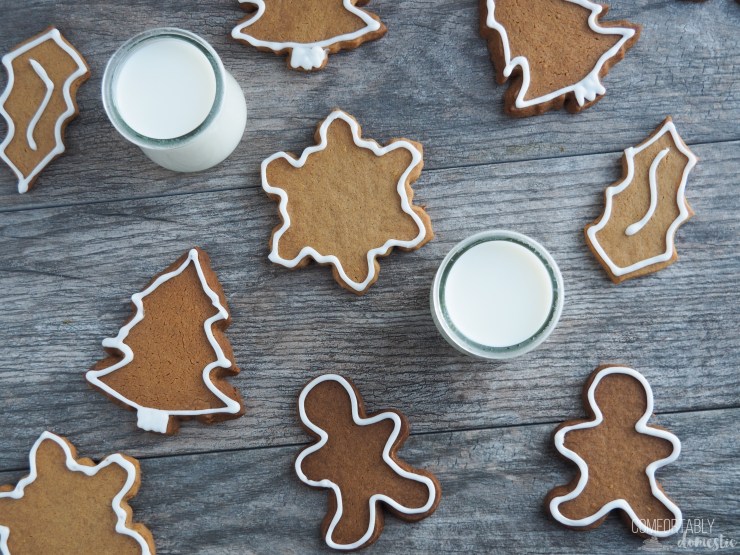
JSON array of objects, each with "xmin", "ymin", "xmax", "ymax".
[
  {"xmin": 0, "ymin": 431, "xmax": 154, "ymax": 554},
  {"xmin": 231, "ymin": 0, "xmax": 386, "ymax": 71},
  {"xmin": 86, "ymin": 248, "xmax": 244, "ymax": 434},
  {"xmin": 295, "ymin": 374, "xmax": 441, "ymax": 550},
  {"xmin": 546, "ymin": 366, "xmax": 682, "ymax": 537},
  {"xmin": 262, "ymin": 109, "xmax": 433, "ymax": 294},
  {"xmin": 585, "ymin": 117, "xmax": 698, "ymax": 283},
  {"xmin": 0, "ymin": 27, "xmax": 89, "ymax": 193},
  {"xmin": 480, "ymin": 0, "xmax": 640, "ymax": 116}
]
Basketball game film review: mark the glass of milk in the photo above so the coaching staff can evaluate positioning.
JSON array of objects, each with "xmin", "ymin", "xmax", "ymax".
[
  {"xmin": 102, "ymin": 28, "xmax": 247, "ymax": 172},
  {"xmin": 431, "ymin": 230, "xmax": 564, "ymax": 360}
]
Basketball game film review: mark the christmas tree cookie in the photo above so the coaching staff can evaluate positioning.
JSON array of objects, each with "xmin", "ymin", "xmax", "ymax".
[
  {"xmin": 295, "ymin": 374, "xmax": 441, "ymax": 550},
  {"xmin": 546, "ymin": 366, "xmax": 682, "ymax": 537},
  {"xmin": 480, "ymin": 0, "xmax": 640, "ymax": 116},
  {"xmin": 262, "ymin": 109, "xmax": 433, "ymax": 294},
  {"xmin": 585, "ymin": 117, "xmax": 698, "ymax": 283},
  {"xmin": 231, "ymin": 0, "xmax": 386, "ymax": 71},
  {"xmin": 0, "ymin": 432, "xmax": 154, "ymax": 554},
  {"xmin": 86, "ymin": 248, "xmax": 244, "ymax": 434}
]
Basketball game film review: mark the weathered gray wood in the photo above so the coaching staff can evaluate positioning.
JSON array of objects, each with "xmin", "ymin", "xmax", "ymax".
[
  {"xmin": 0, "ymin": 142, "xmax": 737, "ymax": 469},
  {"xmin": 0, "ymin": 407, "xmax": 736, "ymax": 554},
  {"xmin": 0, "ymin": 0, "xmax": 738, "ymax": 210}
]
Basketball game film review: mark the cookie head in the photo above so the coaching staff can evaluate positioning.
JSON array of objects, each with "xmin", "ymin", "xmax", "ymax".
[
  {"xmin": 296, "ymin": 375, "xmax": 441, "ymax": 550},
  {"xmin": 590, "ymin": 369, "xmax": 649, "ymax": 425}
]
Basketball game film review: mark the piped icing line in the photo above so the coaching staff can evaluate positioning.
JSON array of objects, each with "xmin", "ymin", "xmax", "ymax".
[
  {"xmin": 86, "ymin": 248, "xmax": 241, "ymax": 434},
  {"xmin": 231, "ymin": 0, "xmax": 382, "ymax": 70},
  {"xmin": 0, "ymin": 28, "xmax": 88, "ymax": 193},
  {"xmin": 586, "ymin": 119, "xmax": 697, "ymax": 277},
  {"xmin": 0, "ymin": 431, "xmax": 152, "ymax": 555},
  {"xmin": 26, "ymin": 59, "xmax": 54, "ymax": 151},
  {"xmin": 625, "ymin": 148, "xmax": 670, "ymax": 237},
  {"xmin": 549, "ymin": 366, "xmax": 682, "ymax": 538},
  {"xmin": 262, "ymin": 109, "xmax": 427, "ymax": 292},
  {"xmin": 295, "ymin": 374, "xmax": 437, "ymax": 551},
  {"xmin": 484, "ymin": 0, "xmax": 636, "ymax": 108}
]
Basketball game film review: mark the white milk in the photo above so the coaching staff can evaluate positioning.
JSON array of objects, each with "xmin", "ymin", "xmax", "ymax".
[
  {"xmin": 103, "ymin": 29, "xmax": 247, "ymax": 172},
  {"xmin": 431, "ymin": 231, "xmax": 564, "ymax": 359},
  {"xmin": 114, "ymin": 38, "xmax": 216, "ymax": 140},
  {"xmin": 444, "ymin": 240, "xmax": 553, "ymax": 348}
]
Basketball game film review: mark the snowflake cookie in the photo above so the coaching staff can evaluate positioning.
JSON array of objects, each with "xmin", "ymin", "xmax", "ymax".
[
  {"xmin": 0, "ymin": 432, "xmax": 154, "ymax": 554},
  {"xmin": 261, "ymin": 109, "xmax": 433, "ymax": 294}
]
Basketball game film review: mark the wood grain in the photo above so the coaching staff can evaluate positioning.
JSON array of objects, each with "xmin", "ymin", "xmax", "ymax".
[
  {"xmin": 0, "ymin": 0, "xmax": 738, "ymax": 210},
  {"xmin": 0, "ymin": 142, "xmax": 736, "ymax": 468},
  {"xmin": 0, "ymin": 0, "xmax": 737, "ymax": 552},
  {"xmin": 0, "ymin": 408, "xmax": 736, "ymax": 554}
]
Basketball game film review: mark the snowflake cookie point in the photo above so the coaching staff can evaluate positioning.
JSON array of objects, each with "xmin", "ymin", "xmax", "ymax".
[
  {"xmin": 295, "ymin": 374, "xmax": 441, "ymax": 550},
  {"xmin": 546, "ymin": 366, "xmax": 682, "ymax": 538},
  {"xmin": 86, "ymin": 247, "xmax": 244, "ymax": 434},
  {"xmin": 0, "ymin": 432, "xmax": 155, "ymax": 554},
  {"xmin": 481, "ymin": 0, "xmax": 640, "ymax": 116},
  {"xmin": 231, "ymin": 0, "xmax": 386, "ymax": 71},
  {"xmin": 585, "ymin": 117, "xmax": 698, "ymax": 283},
  {"xmin": 261, "ymin": 109, "xmax": 433, "ymax": 294},
  {"xmin": 0, "ymin": 27, "xmax": 90, "ymax": 193}
]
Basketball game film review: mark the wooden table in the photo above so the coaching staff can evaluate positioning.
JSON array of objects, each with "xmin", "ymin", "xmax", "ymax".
[{"xmin": 1, "ymin": 1, "xmax": 738, "ymax": 553}]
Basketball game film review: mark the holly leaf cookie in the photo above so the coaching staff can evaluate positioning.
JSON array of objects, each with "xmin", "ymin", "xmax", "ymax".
[
  {"xmin": 231, "ymin": 0, "xmax": 386, "ymax": 71},
  {"xmin": 0, "ymin": 432, "xmax": 154, "ymax": 554},
  {"xmin": 262, "ymin": 109, "xmax": 433, "ymax": 294},
  {"xmin": 585, "ymin": 117, "xmax": 698, "ymax": 283},
  {"xmin": 86, "ymin": 248, "xmax": 244, "ymax": 434},
  {"xmin": 546, "ymin": 366, "xmax": 682, "ymax": 537},
  {"xmin": 480, "ymin": 0, "xmax": 640, "ymax": 116},
  {"xmin": 295, "ymin": 374, "xmax": 441, "ymax": 550},
  {"xmin": 0, "ymin": 27, "xmax": 89, "ymax": 193}
]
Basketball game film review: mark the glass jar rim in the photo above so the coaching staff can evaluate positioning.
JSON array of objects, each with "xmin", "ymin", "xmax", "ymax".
[
  {"xmin": 101, "ymin": 27, "xmax": 225, "ymax": 150},
  {"xmin": 430, "ymin": 230, "xmax": 565, "ymax": 360}
]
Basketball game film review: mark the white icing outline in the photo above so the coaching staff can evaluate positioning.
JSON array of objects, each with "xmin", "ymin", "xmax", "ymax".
[
  {"xmin": 295, "ymin": 374, "xmax": 437, "ymax": 551},
  {"xmin": 549, "ymin": 366, "xmax": 682, "ymax": 538},
  {"xmin": 586, "ymin": 120, "xmax": 698, "ymax": 277},
  {"xmin": 0, "ymin": 28, "xmax": 88, "ymax": 193},
  {"xmin": 625, "ymin": 148, "xmax": 669, "ymax": 236},
  {"xmin": 261, "ymin": 109, "xmax": 427, "ymax": 292},
  {"xmin": 26, "ymin": 59, "xmax": 54, "ymax": 151},
  {"xmin": 86, "ymin": 248, "xmax": 241, "ymax": 434},
  {"xmin": 484, "ymin": 0, "xmax": 636, "ymax": 108},
  {"xmin": 0, "ymin": 431, "xmax": 151, "ymax": 555},
  {"xmin": 231, "ymin": 0, "xmax": 382, "ymax": 70}
]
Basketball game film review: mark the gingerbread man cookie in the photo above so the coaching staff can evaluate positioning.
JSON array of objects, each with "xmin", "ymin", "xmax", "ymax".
[
  {"xmin": 0, "ymin": 432, "xmax": 154, "ymax": 554},
  {"xmin": 585, "ymin": 117, "xmax": 698, "ymax": 283},
  {"xmin": 86, "ymin": 248, "xmax": 244, "ymax": 434},
  {"xmin": 231, "ymin": 0, "xmax": 386, "ymax": 71},
  {"xmin": 262, "ymin": 109, "xmax": 433, "ymax": 294},
  {"xmin": 546, "ymin": 366, "xmax": 682, "ymax": 537},
  {"xmin": 0, "ymin": 27, "xmax": 89, "ymax": 193},
  {"xmin": 295, "ymin": 374, "xmax": 441, "ymax": 550},
  {"xmin": 480, "ymin": 0, "xmax": 640, "ymax": 116}
]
